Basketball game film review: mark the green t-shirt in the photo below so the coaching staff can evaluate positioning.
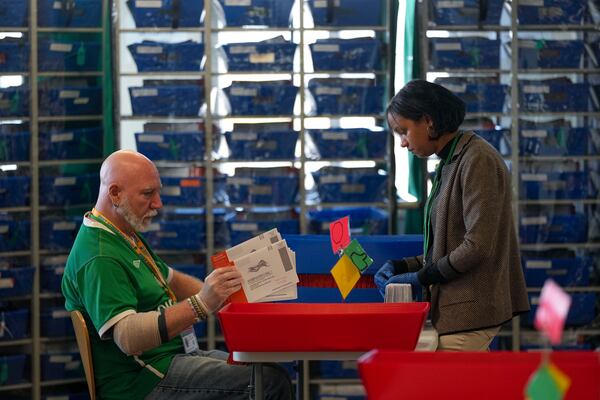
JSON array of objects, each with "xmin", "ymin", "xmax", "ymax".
[{"xmin": 62, "ymin": 213, "xmax": 184, "ymax": 400}]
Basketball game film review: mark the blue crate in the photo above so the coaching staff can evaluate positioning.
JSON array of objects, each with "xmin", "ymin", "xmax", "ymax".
[
  {"xmin": 520, "ymin": 171, "xmax": 591, "ymax": 200},
  {"xmin": 40, "ymin": 217, "xmax": 82, "ymax": 251},
  {"xmin": 135, "ymin": 131, "xmax": 205, "ymax": 162},
  {"xmin": 528, "ymin": 293, "xmax": 596, "ymax": 326},
  {"xmin": 439, "ymin": 81, "xmax": 507, "ymax": 113},
  {"xmin": 226, "ymin": 174, "xmax": 299, "ymax": 206},
  {"xmin": 194, "ymin": 321, "xmax": 207, "ymax": 338},
  {"xmin": 0, "ymin": 309, "xmax": 29, "ymax": 340},
  {"xmin": 41, "ymin": 308, "xmax": 74, "ymax": 337},
  {"xmin": 308, "ymin": 128, "xmax": 387, "ymax": 159},
  {"xmin": 431, "ymin": 0, "xmax": 504, "ymax": 25},
  {"xmin": 0, "ymin": 0, "xmax": 28, "ymax": 27},
  {"xmin": 308, "ymin": 79, "xmax": 384, "ymax": 115},
  {"xmin": 143, "ymin": 220, "xmax": 205, "ymax": 251},
  {"xmin": 0, "ymin": 86, "xmax": 29, "ymax": 117},
  {"xmin": 38, "ymin": 38, "xmax": 101, "ymax": 72},
  {"xmin": 0, "ymin": 38, "xmax": 29, "ymax": 72},
  {"xmin": 0, "ymin": 131, "xmax": 30, "ymax": 162},
  {"xmin": 0, "ymin": 176, "xmax": 30, "ymax": 207},
  {"xmin": 518, "ymin": 40, "xmax": 584, "ymax": 69},
  {"xmin": 39, "ymin": 86, "xmax": 102, "ymax": 116},
  {"xmin": 224, "ymin": 81, "xmax": 298, "ymax": 116},
  {"xmin": 160, "ymin": 177, "xmax": 205, "ymax": 207},
  {"xmin": 228, "ymin": 216, "xmax": 299, "ymax": 245},
  {"xmin": 40, "ymin": 174, "xmax": 99, "ymax": 206},
  {"xmin": 285, "ymin": 234, "xmax": 423, "ymax": 275},
  {"xmin": 519, "ymin": 81, "xmax": 590, "ymax": 112},
  {"xmin": 0, "ymin": 220, "xmax": 30, "ymax": 252},
  {"xmin": 430, "ymin": 38, "xmax": 500, "ymax": 69},
  {"xmin": 317, "ymin": 360, "xmax": 359, "ymax": 379},
  {"xmin": 39, "ymin": 127, "xmax": 103, "ymax": 160},
  {"xmin": 0, "ymin": 267, "xmax": 34, "ymax": 298},
  {"xmin": 172, "ymin": 264, "xmax": 206, "ymax": 280},
  {"xmin": 0, "ymin": 354, "xmax": 27, "ymax": 385},
  {"xmin": 223, "ymin": 39, "xmax": 296, "ymax": 72},
  {"xmin": 477, "ymin": 129, "xmax": 510, "ymax": 155},
  {"xmin": 307, "ymin": 207, "xmax": 389, "ymax": 235},
  {"xmin": 41, "ymin": 352, "xmax": 83, "ymax": 381},
  {"xmin": 519, "ymin": 127, "xmax": 589, "ymax": 156},
  {"xmin": 307, "ymin": 0, "xmax": 383, "ymax": 26},
  {"xmin": 217, "ymin": 0, "xmax": 294, "ymax": 27},
  {"xmin": 310, "ymin": 37, "xmax": 381, "ymax": 72},
  {"xmin": 38, "ymin": 0, "xmax": 102, "ymax": 27},
  {"xmin": 290, "ymin": 287, "xmax": 381, "ymax": 303},
  {"xmin": 129, "ymin": 40, "xmax": 204, "ymax": 72},
  {"xmin": 129, "ymin": 83, "xmax": 204, "ymax": 117},
  {"xmin": 517, "ymin": 0, "xmax": 587, "ymax": 24},
  {"xmin": 127, "ymin": 0, "xmax": 204, "ymax": 27},
  {"xmin": 522, "ymin": 257, "xmax": 591, "ymax": 287},
  {"xmin": 520, "ymin": 213, "xmax": 588, "ymax": 244},
  {"xmin": 41, "ymin": 264, "xmax": 65, "ymax": 293},
  {"xmin": 224, "ymin": 130, "xmax": 298, "ymax": 160},
  {"xmin": 312, "ymin": 168, "xmax": 387, "ymax": 203}
]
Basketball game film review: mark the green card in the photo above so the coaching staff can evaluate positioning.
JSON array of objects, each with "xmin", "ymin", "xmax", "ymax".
[{"xmin": 342, "ymin": 239, "xmax": 373, "ymax": 272}]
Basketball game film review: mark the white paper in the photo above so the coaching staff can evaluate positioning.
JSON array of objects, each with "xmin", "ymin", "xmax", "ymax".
[{"xmin": 225, "ymin": 228, "xmax": 281, "ymax": 260}]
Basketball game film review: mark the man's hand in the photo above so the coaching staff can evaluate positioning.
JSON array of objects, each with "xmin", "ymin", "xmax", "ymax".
[{"xmin": 197, "ymin": 267, "xmax": 243, "ymax": 313}]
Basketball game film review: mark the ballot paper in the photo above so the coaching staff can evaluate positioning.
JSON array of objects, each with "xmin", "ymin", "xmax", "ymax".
[{"xmin": 253, "ymin": 250, "xmax": 297, "ymax": 303}]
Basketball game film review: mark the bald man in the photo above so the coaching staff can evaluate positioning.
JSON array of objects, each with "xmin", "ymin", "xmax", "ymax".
[{"xmin": 62, "ymin": 150, "xmax": 292, "ymax": 400}]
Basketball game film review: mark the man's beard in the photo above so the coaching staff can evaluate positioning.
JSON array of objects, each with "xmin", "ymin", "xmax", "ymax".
[{"xmin": 116, "ymin": 197, "xmax": 158, "ymax": 232}]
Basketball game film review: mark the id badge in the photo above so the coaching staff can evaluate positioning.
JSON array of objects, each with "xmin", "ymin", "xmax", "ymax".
[{"xmin": 180, "ymin": 326, "xmax": 199, "ymax": 354}]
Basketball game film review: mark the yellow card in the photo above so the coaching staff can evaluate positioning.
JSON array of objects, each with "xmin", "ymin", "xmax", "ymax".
[
  {"xmin": 547, "ymin": 361, "xmax": 571, "ymax": 394},
  {"xmin": 330, "ymin": 254, "xmax": 361, "ymax": 300}
]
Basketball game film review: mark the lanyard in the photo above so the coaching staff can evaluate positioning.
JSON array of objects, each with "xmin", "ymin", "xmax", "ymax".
[
  {"xmin": 423, "ymin": 133, "xmax": 462, "ymax": 257},
  {"xmin": 90, "ymin": 208, "xmax": 177, "ymax": 302}
]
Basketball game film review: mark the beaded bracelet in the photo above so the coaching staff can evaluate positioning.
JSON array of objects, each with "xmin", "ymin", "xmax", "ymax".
[
  {"xmin": 188, "ymin": 295, "xmax": 207, "ymax": 321},
  {"xmin": 187, "ymin": 297, "xmax": 202, "ymax": 323}
]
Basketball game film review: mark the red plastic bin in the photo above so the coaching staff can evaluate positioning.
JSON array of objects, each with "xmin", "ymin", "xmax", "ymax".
[
  {"xmin": 217, "ymin": 302, "xmax": 429, "ymax": 352},
  {"xmin": 358, "ymin": 350, "xmax": 600, "ymax": 400}
]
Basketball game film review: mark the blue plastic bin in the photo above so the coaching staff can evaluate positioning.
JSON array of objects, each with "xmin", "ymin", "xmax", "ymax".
[
  {"xmin": 228, "ymin": 215, "xmax": 299, "ymax": 245},
  {"xmin": 129, "ymin": 40, "xmax": 204, "ymax": 72},
  {"xmin": 520, "ymin": 171, "xmax": 591, "ymax": 200},
  {"xmin": 127, "ymin": 0, "xmax": 203, "ymax": 27},
  {"xmin": 41, "ymin": 352, "xmax": 83, "ymax": 381},
  {"xmin": 0, "ymin": 175, "xmax": 30, "ymax": 207},
  {"xmin": 439, "ymin": 81, "xmax": 507, "ymax": 113},
  {"xmin": 223, "ymin": 39, "xmax": 296, "ymax": 72},
  {"xmin": 317, "ymin": 360, "xmax": 359, "ymax": 379},
  {"xmin": 519, "ymin": 81, "xmax": 590, "ymax": 112},
  {"xmin": 0, "ymin": 131, "xmax": 30, "ymax": 162},
  {"xmin": 39, "ymin": 86, "xmax": 102, "ymax": 116},
  {"xmin": 224, "ymin": 130, "xmax": 298, "ymax": 160},
  {"xmin": 307, "ymin": 0, "xmax": 383, "ymax": 26},
  {"xmin": 312, "ymin": 168, "xmax": 387, "ymax": 203},
  {"xmin": 310, "ymin": 37, "xmax": 381, "ymax": 72},
  {"xmin": 160, "ymin": 176, "xmax": 205, "ymax": 207},
  {"xmin": 41, "ymin": 308, "xmax": 74, "ymax": 337},
  {"xmin": 0, "ymin": 86, "xmax": 29, "ymax": 117},
  {"xmin": 308, "ymin": 129, "xmax": 387, "ymax": 159},
  {"xmin": 0, "ymin": 267, "xmax": 35, "ymax": 298},
  {"xmin": 38, "ymin": 38, "xmax": 101, "ymax": 72},
  {"xmin": 0, "ymin": 0, "xmax": 28, "ymax": 27},
  {"xmin": 0, "ymin": 38, "xmax": 29, "ymax": 72},
  {"xmin": 0, "ymin": 220, "xmax": 30, "ymax": 252},
  {"xmin": 518, "ymin": 40, "xmax": 584, "ymax": 69},
  {"xmin": 226, "ymin": 173, "xmax": 299, "ymax": 206},
  {"xmin": 0, "ymin": 309, "xmax": 29, "ymax": 340},
  {"xmin": 430, "ymin": 37, "xmax": 500, "ymax": 69},
  {"xmin": 477, "ymin": 129, "xmax": 510, "ymax": 155},
  {"xmin": 522, "ymin": 256, "xmax": 591, "ymax": 287},
  {"xmin": 143, "ymin": 220, "xmax": 205, "ymax": 251},
  {"xmin": 135, "ymin": 131, "xmax": 205, "ymax": 162},
  {"xmin": 520, "ymin": 127, "xmax": 589, "ymax": 156},
  {"xmin": 307, "ymin": 207, "xmax": 389, "ymax": 235},
  {"xmin": 130, "ymin": 82, "xmax": 204, "ymax": 117},
  {"xmin": 517, "ymin": 0, "xmax": 587, "ymax": 24},
  {"xmin": 39, "ymin": 174, "xmax": 99, "ymax": 206},
  {"xmin": 293, "ymin": 286, "xmax": 381, "ymax": 303},
  {"xmin": 41, "ymin": 264, "xmax": 65, "ymax": 293},
  {"xmin": 520, "ymin": 213, "xmax": 588, "ymax": 244},
  {"xmin": 224, "ymin": 81, "xmax": 298, "ymax": 116},
  {"xmin": 430, "ymin": 0, "xmax": 504, "ymax": 25},
  {"xmin": 0, "ymin": 354, "xmax": 27, "ymax": 385},
  {"xmin": 38, "ymin": 0, "xmax": 102, "ymax": 27},
  {"xmin": 308, "ymin": 79, "xmax": 384, "ymax": 115},
  {"xmin": 40, "ymin": 217, "xmax": 82, "ymax": 251},
  {"xmin": 39, "ymin": 127, "xmax": 103, "ymax": 160},
  {"xmin": 217, "ymin": 0, "xmax": 294, "ymax": 27},
  {"xmin": 528, "ymin": 293, "xmax": 596, "ymax": 326}
]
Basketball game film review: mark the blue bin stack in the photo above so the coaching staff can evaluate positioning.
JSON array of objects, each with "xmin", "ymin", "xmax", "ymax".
[
  {"xmin": 0, "ymin": 0, "xmax": 28, "ymax": 27},
  {"xmin": 520, "ymin": 212, "xmax": 588, "ymax": 244},
  {"xmin": 127, "ymin": 0, "xmax": 203, "ymax": 27},
  {"xmin": 518, "ymin": 40, "xmax": 584, "ymax": 69},
  {"xmin": 517, "ymin": 0, "xmax": 587, "ymax": 25},
  {"xmin": 0, "ymin": 175, "xmax": 30, "ymax": 207},
  {"xmin": 40, "ymin": 217, "xmax": 82, "ymax": 251},
  {"xmin": 308, "ymin": 128, "xmax": 387, "ymax": 159},
  {"xmin": 0, "ymin": 308, "xmax": 29, "ymax": 340},
  {"xmin": 128, "ymin": 40, "xmax": 204, "ymax": 72},
  {"xmin": 308, "ymin": 78, "xmax": 384, "ymax": 115},
  {"xmin": 41, "ymin": 352, "xmax": 84, "ymax": 381},
  {"xmin": 38, "ymin": 127, "xmax": 103, "ymax": 160},
  {"xmin": 436, "ymin": 77, "xmax": 507, "ymax": 113},
  {"xmin": 135, "ymin": 131, "xmax": 206, "ymax": 162},
  {"xmin": 0, "ymin": 219, "xmax": 30, "ymax": 252},
  {"xmin": 38, "ymin": 0, "xmax": 102, "ymax": 27},
  {"xmin": 224, "ymin": 130, "xmax": 298, "ymax": 161},
  {"xmin": 160, "ymin": 176, "xmax": 206, "ymax": 207},
  {"xmin": 39, "ymin": 173, "xmax": 99, "ymax": 206},
  {"xmin": 130, "ymin": 80, "xmax": 204, "ymax": 117},
  {"xmin": 0, "ymin": 266, "xmax": 35, "ymax": 298},
  {"xmin": 307, "ymin": 0, "xmax": 383, "ymax": 26},
  {"xmin": 38, "ymin": 84, "xmax": 102, "ymax": 116},
  {"xmin": 430, "ymin": 37, "xmax": 500, "ymax": 69},
  {"xmin": 0, "ymin": 354, "xmax": 27, "ymax": 385},
  {"xmin": 522, "ymin": 254, "xmax": 591, "ymax": 287},
  {"xmin": 0, "ymin": 37, "xmax": 29, "ymax": 73},
  {"xmin": 227, "ymin": 209, "xmax": 299, "ymax": 245},
  {"xmin": 519, "ymin": 127, "xmax": 591, "ymax": 156},
  {"xmin": 307, "ymin": 207, "xmax": 389, "ymax": 235},
  {"xmin": 217, "ymin": 0, "xmax": 294, "ymax": 27},
  {"xmin": 519, "ymin": 78, "xmax": 590, "ymax": 112},
  {"xmin": 527, "ymin": 292, "xmax": 596, "ymax": 326},
  {"xmin": 41, "ymin": 262, "xmax": 66, "ymax": 293},
  {"xmin": 41, "ymin": 307, "xmax": 74, "ymax": 337},
  {"xmin": 430, "ymin": 0, "xmax": 504, "ymax": 25},
  {"xmin": 38, "ymin": 37, "xmax": 101, "ymax": 71},
  {"xmin": 477, "ymin": 129, "xmax": 511, "ymax": 156},
  {"xmin": 312, "ymin": 167, "xmax": 387, "ymax": 203},
  {"xmin": 224, "ymin": 81, "xmax": 298, "ymax": 116},
  {"xmin": 0, "ymin": 85, "xmax": 30, "ymax": 118},
  {"xmin": 520, "ymin": 170, "xmax": 592, "ymax": 200},
  {"xmin": 223, "ymin": 37, "xmax": 296, "ymax": 72},
  {"xmin": 310, "ymin": 37, "xmax": 381, "ymax": 72},
  {"xmin": 226, "ymin": 167, "xmax": 299, "ymax": 206},
  {"xmin": 0, "ymin": 130, "xmax": 30, "ymax": 162}
]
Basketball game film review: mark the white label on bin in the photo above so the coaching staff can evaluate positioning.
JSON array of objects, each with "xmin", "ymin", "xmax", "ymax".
[
  {"xmin": 531, "ymin": 296, "xmax": 540, "ymax": 305},
  {"xmin": 232, "ymin": 223, "xmax": 258, "ymax": 231},
  {"xmin": 321, "ymin": 222, "xmax": 330, "ymax": 230},
  {"xmin": 227, "ymin": 177, "xmax": 253, "ymax": 185},
  {"xmin": 520, "ymin": 0, "xmax": 543, "ymax": 5},
  {"xmin": 435, "ymin": 42, "xmax": 462, "ymax": 51},
  {"xmin": 50, "ymin": 43, "xmax": 73, "ymax": 53},
  {"xmin": 341, "ymin": 183, "xmax": 365, "ymax": 193},
  {"xmin": 314, "ymin": 44, "xmax": 340, "ymax": 53},
  {"xmin": 132, "ymin": 88, "xmax": 158, "ymax": 97},
  {"xmin": 520, "ymin": 40, "xmax": 538, "ymax": 49},
  {"xmin": 521, "ymin": 173, "xmax": 547, "ymax": 182},
  {"xmin": 226, "ymin": 0, "xmax": 251, "ymax": 5},
  {"xmin": 51, "ymin": 133, "xmax": 74, "ymax": 143},
  {"xmin": 137, "ymin": 46, "xmax": 163, "ymax": 54},
  {"xmin": 229, "ymin": 46, "xmax": 256, "ymax": 54},
  {"xmin": 230, "ymin": 88, "xmax": 257, "ymax": 97},
  {"xmin": 444, "ymin": 84, "xmax": 467, "ymax": 93},
  {"xmin": 342, "ymin": 360, "xmax": 358, "ymax": 370},
  {"xmin": 138, "ymin": 134, "xmax": 164, "ymax": 143},
  {"xmin": 59, "ymin": 90, "xmax": 80, "ymax": 99},
  {"xmin": 250, "ymin": 53, "xmax": 275, "ymax": 64},
  {"xmin": 136, "ymin": 0, "xmax": 162, "ymax": 8},
  {"xmin": 521, "ymin": 216, "xmax": 548, "ymax": 226},
  {"xmin": 53, "ymin": 222, "xmax": 76, "ymax": 231},
  {"xmin": 54, "ymin": 177, "xmax": 76, "ymax": 186},
  {"xmin": 522, "ymin": 130, "xmax": 547, "ymax": 138},
  {"xmin": 323, "ymin": 131, "xmax": 348, "ymax": 140},
  {"xmin": 50, "ymin": 355, "xmax": 73, "ymax": 363},
  {"xmin": 523, "ymin": 85, "xmax": 550, "ymax": 94},
  {"xmin": 314, "ymin": 0, "xmax": 327, "ymax": 7},
  {"xmin": 250, "ymin": 185, "xmax": 272, "ymax": 195},
  {"xmin": 0, "ymin": 225, "xmax": 8, "ymax": 234},
  {"xmin": 321, "ymin": 175, "xmax": 347, "ymax": 184},
  {"xmin": 147, "ymin": 223, "xmax": 160, "ymax": 232},
  {"xmin": 46, "ymin": 396, "xmax": 68, "ymax": 400},
  {"xmin": 526, "ymin": 260, "xmax": 552, "ymax": 269},
  {"xmin": 74, "ymin": 97, "xmax": 89, "ymax": 105},
  {"xmin": 158, "ymin": 232, "xmax": 177, "ymax": 238},
  {"xmin": 0, "ymin": 278, "xmax": 15, "ymax": 289},
  {"xmin": 53, "ymin": 1, "xmax": 62, "ymax": 9},
  {"xmin": 66, "ymin": 361, "xmax": 81, "ymax": 370},
  {"xmin": 45, "ymin": 255, "xmax": 68, "ymax": 264},
  {"xmin": 232, "ymin": 132, "xmax": 257, "ymax": 141},
  {"xmin": 437, "ymin": 1, "xmax": 464, "ymax": 8},
  {"xmin": 54, "ymin": 267, "xmax": 65, "ymax": 275},
  {"xmin": 162, "ymin": 186, "xmax": 181, "ymax": 196},
  {"xmin": 315, "ymin": 87, "xmax": 343, "ymax": 96},
  {"xmin": 52, "ymin": 310, "xmax": 70, "ymax": 318}
]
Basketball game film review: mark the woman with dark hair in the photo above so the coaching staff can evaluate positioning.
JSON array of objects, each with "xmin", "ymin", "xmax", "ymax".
[{"xmin": 376, "ymin": 79, "xmax": 529, "ymax": 351}]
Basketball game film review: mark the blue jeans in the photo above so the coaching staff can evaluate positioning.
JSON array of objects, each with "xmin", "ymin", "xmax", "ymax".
[{"xmin": 145, "ymin": 350, "xmax": 293, "ymax": 400}]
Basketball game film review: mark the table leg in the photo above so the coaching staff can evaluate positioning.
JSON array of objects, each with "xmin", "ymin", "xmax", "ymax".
[
  {"xmin": 254, "ymin": 363, "xmax": 263, "ymax": 400},
  {"xmin": 295, "ymin": 360, "xmax": 303, "ymax": 400}
]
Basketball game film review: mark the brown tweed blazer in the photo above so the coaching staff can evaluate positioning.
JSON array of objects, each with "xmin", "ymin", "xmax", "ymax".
[{"xmin": 407, "ymin": 131, "xmax": 530, "ymax": 335}]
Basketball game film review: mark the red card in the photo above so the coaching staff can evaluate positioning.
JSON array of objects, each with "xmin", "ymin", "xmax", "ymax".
[
  {"xmin": 211, "ymin": 251, "xmax": 248, "ymax": 303},
  {"xmin": 329, "ymin": 216, "xmax": 351, "ymax": 254}
]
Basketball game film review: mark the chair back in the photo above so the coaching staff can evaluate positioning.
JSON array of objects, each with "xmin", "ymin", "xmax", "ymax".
[{"xmin": 70, "ymin": 310, "xmax": 96, "ymax": 400}]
